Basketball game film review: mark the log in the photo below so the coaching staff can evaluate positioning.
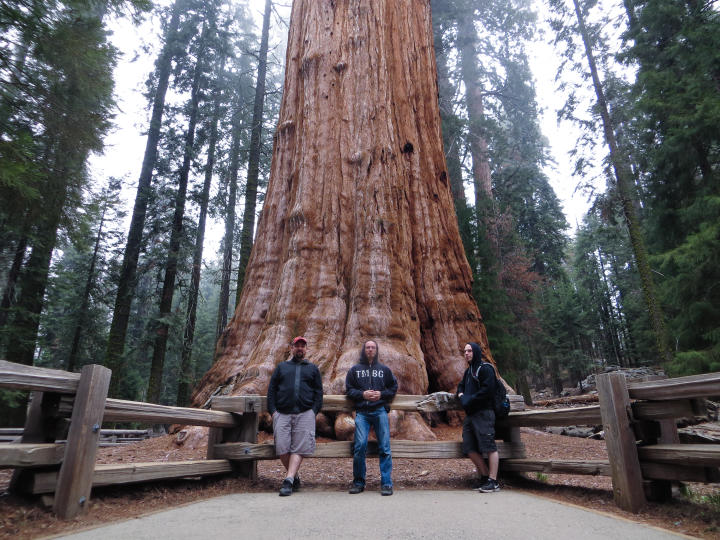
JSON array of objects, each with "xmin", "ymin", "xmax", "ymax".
[
  {"xmin": 211, "ymin": 393, "xmax": 525, "ymax": 415},
  {"xmin": 213, "ymin": 440, "xmax": 524, "ymax": 460},
  {"xmin": 29, "ymin": 460, "xmax": 233, "ymax": 494},
  {"xmin": 640, "ymin": 462, "xmax": 720, "ymax": 483},
  {"xmin": 637, "ymin": 444, "xmax": 720, "ymax": 466},
  {"xmin": 103, "ymin": 398, "xmax": 237, "ymax": 428},
  {"xmin": 597, "ymin": 372, "xmax": 646, "ymax": 513},
  {"xmin": 632, "ymin": 399, "xmax": 694, "ymax": 421},
  {"xmin": 628, "ymin": 372, "xmax": 720, "ymax": 401},
  {"xmin": 501, "ymin": 459, "xmax": 611, "ymax": 476},
  {"xmin": 0, "ymin": 360, "xmax": 80, "ymax": 394},
  {"xmin": 503, "ymin": 406, "xmax": 601, "ymax": 427},
  {"xmin": 0, "ymin": 443, "xmax": 65, "ymax": 468},
  {"xmin": 53, "ymin": 364, "xmax": 111, "ymax": 519},
  {"xmin": 99, "ymin": 429, "xmax": 151, "ymax": 437}
]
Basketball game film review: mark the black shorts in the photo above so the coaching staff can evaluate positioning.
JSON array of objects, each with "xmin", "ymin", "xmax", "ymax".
[{"xmin": 462, "ymin": 409, "xmax": 497, "ymax": 454}]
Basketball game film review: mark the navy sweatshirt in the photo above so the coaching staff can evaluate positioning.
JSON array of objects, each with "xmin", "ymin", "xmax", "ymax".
[
  {"xmin": 345, "ymin": 359, "xmax": 398, "ymax": 412},
  {"xmin": 267, "ymin": 357, "xmax": 323, "ymax": 415}
]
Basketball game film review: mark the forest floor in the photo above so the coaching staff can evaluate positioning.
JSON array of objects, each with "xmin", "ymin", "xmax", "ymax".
[{"xmin": 1, "ymin": 425, "xmax": 719, "ymax": 539}]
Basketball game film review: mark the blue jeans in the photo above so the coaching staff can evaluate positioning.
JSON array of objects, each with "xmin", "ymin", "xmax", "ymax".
[{"xmin": 353, "ymin": 408, "xmax": 392, "ymax": 488}]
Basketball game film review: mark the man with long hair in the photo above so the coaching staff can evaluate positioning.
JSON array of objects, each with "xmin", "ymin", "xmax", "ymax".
[
  {"xmin": 457, "ymin": 342, "xmax": 500, "ymax": 492},
  {"xmin": 345, "ymin": 340, "xmax": 398, "ymax": 496}
]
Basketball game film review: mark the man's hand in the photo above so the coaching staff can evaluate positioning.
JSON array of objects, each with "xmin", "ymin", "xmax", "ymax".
[{"xmin": 363, "ymin": 389, "xmax": 381, "ymax": 401}]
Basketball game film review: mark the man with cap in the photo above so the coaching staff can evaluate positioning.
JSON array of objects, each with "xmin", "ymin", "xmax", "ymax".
[{"xmin": 267, "ymin": 336, "xmax": 324, "ymax": 496}]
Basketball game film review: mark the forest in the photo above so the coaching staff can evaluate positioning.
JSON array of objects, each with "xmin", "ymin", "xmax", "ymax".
[{"xmin": 0, "ymin": 0, "xmax": 718, "ymax": 419}]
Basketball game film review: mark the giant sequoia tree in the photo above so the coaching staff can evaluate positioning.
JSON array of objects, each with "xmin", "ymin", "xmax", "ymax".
[{"xmin": 192, "ymin": 0, "xmax": 494, "ymax": 410}]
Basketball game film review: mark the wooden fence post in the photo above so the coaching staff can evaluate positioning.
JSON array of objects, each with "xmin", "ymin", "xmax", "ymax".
[
  {"xmin": 209, "ymin": 396, "xmax": 258, "ymax": 479},
  {"xmin": 9, "ymin": 391, "xmax": 64, "ymax": 493},
  {"xmin": 53, "ymin": 364, "xmax": 111, "ymax": 519},
  {"xmin": 597, "ymin": 372, "xmax": 646, "ymax": 513}
]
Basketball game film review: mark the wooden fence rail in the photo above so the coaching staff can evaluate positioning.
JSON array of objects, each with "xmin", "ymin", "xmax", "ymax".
[{"xmin": 1, "ymin": 359, "xmax": 719, "ymax": 518}]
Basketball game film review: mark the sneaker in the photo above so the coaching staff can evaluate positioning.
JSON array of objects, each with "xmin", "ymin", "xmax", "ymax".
[
  {"xmin": 292, "ymin": 475, "xmax": 301, "ymax": 492},
  {"xmin": 381, "ymin": 485, "xmax": 393, "ymax": 496},
  {"xmin": 478, "ymin": 478, "xmax": 500, "ymax": 493},
  {"xmin": 279, "ymin": 478, "xmax": 293, "ymax": 496},
  {"xmin": 472, "ymin": 476, "xmax": 489, "ymax": 490},
  {"xmin": 348, "ymin": 484, "xmax": 364, "ymax": 494}
]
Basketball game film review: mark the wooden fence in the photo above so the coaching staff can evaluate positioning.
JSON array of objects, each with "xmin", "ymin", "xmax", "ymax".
[{"xmin": 1, "ymin": 359, "xmax": 718, "ymax": 518}]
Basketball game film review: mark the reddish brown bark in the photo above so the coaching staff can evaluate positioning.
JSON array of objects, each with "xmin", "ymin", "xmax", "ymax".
[{"xmin": 192, "ymin": 0, "xmax": 493, "ymax": 408}]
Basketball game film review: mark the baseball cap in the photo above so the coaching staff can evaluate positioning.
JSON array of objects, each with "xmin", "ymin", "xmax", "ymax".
[{"xmin": 292, "ymin": 336, "xmax": 307, "ymax": 345}]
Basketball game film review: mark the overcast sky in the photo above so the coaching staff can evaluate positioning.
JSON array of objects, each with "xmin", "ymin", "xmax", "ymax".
[{"xmin": 89, "ymin": 0, "xmax": 602, "ymax": 258}]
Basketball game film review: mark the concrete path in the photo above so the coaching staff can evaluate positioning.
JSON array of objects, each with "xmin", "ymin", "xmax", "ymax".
[{"xmin": 57, "ymin": 489, "xmax": 685, "ymax": 539}]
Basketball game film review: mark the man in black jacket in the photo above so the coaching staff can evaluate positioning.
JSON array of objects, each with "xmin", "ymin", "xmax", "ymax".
[
  {"xmin": 267, "ymin": 336, "xmax": 323, "ymax": 496},
  {"xmin": 457, "ymin": 341, "xmax": 500, "ymax": 493},
  {"xmin": 345, "ymin": 340, "xmax": 398, "ymax": 496}
]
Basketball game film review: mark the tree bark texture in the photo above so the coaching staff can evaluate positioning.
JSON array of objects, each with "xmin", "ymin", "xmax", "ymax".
[{"xmin": 192, "ymin": 0, "xmax": 492, "ymax": 407}]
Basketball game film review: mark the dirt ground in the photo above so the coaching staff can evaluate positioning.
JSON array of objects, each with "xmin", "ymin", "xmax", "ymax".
[{"xmin": 1, "ymin": 426, "xmax": 719, "ymax": 539}]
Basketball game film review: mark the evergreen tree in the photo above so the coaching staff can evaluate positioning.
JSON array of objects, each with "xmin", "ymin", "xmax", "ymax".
[
  {"xmin": 3, "ymin": 1, "xmax": 128, "ymax": 364},
  {"xmin": 105, "ymin": 0, "xmax": 185, "ymax": 395}
]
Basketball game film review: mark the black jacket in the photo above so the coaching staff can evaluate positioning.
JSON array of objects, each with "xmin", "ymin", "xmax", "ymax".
[
  {"xmin": 267, "ymin": 357, "xmax": 323, "ymax": 415},
  {"xmin": 345, "ymin": 359, "xmax": 398, "ymax": 412},
  {"xmin": 456, "ymin": 342, "xmax": 495, "ymax": 415}
]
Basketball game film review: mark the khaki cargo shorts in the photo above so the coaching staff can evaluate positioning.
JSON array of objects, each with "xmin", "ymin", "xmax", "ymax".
[{"xmin": 273, "ymin": 409, "xmax": 316, "ymax": 456}]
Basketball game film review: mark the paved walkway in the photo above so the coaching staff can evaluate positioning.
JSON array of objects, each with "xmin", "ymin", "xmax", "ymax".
[{"xmin": 57, "ymin": 489, "xmax": 686, "ymax": 539}]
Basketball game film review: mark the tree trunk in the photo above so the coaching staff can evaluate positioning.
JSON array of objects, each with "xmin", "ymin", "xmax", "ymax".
[
  {"xmin": 215, "ymin": 91, "xmax": 243, "ymax": 342},
  {"xmin": 431, "ymin": 0, "xmax": 465, "ymax": 206},
  {"xmin": 572, "ymin": 0, "xmax": 672, "ymax": 364},
  {"xmin": 0, "ymin": 234, "xmax": 28, "ymax": 330},
  {"xmin": 192, "ymin": 0, "xmax": 493, "ymax": 407},
  {"xmin": 5, "ymin": 159, "xmax": 70, "ymax": 365},
  {"xmin": 105, "ymin": 0, "xmax": 183, "ymax": 396},
  {"xmin": 235, "ymin": 0, "xmax": 272, "ymax": 302},
  {"xmin": 457, "ymin": 16, "xmax": 492, "ymax": 203},
  {"xmin": 147, "ymin": 20, "xmax": 208, "ymax": 404},
  {"xmin": 177, "ymin": 63, "xmax": 224, "ymax": 407},
  {"xmin": 67, "ymin": 202, "xmax": 106, "ymax": 372}
]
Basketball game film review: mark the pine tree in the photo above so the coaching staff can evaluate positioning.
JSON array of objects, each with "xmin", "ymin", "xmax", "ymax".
[
  {"xmin": 147, "ymin": 10, "xmax": 214, "ymax": 404},
  {"xmin": 105, "ymin": 0, "xmax": 185, "ymax": 395},
  {"xmin": 549, "ymin": 0, "xmax": 672, "ymax": 364}
]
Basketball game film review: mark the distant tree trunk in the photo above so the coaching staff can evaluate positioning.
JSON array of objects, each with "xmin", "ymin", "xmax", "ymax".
[
  {"xmin": 215, "ymin": 94, "xmax": 243, "ymax": 342},
  {"xmin": 431, "ymin": 0, "xmax": 465, "ymax": 206},
  {"xmin": 235, "ymin": 0, "xmax": 272, "ymax": 302},
  {"xmin": 572, "ymin": 0, "xmax": 672, "ymax": 364},
  {"xmin": 177, "ymin": 65, "xmax": 223, "ymax": 407},
  {"xmin": 596, "ymin": 247, "xmax": 623, "ymax": 366},
  {"xmin": 0, "ymin": 234, "xmax": 28, "ymax": 330},
  {"xmin": 106, "ymin": 1, "xmax": 182, "ymax": 396},
  {"xmin": 147, "ymin": 21, "xmax": 208, "ymax": 404},
  {"xmin": 67, "ymin": 202, "xmax": 107, "ymax": 372},
  {"xmin": 192, "ymin": 0, "xmax": 494, "ymax": 408},
  {"xmin": 457, "ymin": 16, "xmax": 492, "ymax": 203},
  {"xmin": 5, "ymin": 95, "xmax": 88, "ymax": 366}
]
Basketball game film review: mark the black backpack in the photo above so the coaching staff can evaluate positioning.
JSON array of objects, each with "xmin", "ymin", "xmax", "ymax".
[
  {"xmin": 493, "ymin": 374, "xmax": 510, "ymax": 419},
  {"xmin": 473, "ymin": 361, "xmax": 511, "ymax": 419}
]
